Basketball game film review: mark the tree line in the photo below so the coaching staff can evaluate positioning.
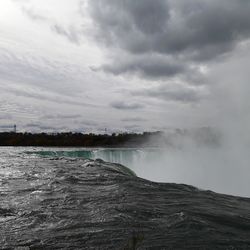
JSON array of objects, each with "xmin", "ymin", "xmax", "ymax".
[{"xmin": 0, "ymin": 132, "xmax": 162, "ymax": 147}]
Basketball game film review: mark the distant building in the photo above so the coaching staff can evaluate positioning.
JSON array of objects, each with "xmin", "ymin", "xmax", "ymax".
[{"xmin": 13, "ymin": 124, "xmax": 17, "ymax": 133}]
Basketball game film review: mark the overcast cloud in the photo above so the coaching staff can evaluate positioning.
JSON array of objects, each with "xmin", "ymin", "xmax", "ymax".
[{"xmin": 0, "ymin": 0, "xmax": 250, "ymax": 134}]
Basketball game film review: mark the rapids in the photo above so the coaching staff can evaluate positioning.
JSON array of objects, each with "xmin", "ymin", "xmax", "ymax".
[{"xmin": 0, "ymin": 147, "xmax": 250, "ymax": 249}]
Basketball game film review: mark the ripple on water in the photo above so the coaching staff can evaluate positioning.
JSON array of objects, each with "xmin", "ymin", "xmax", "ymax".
[{"xmin": 0, "ymin": 148, "xmax": 250, "ymax": 249}]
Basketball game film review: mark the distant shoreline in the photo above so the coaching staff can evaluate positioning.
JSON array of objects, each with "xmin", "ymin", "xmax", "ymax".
[{"xmin": 0, "ymin": 131, "xmax": 162, "ymax": 147}]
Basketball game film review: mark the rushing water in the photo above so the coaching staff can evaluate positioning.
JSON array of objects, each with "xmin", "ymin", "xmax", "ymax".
[
  {"xmin": 22, "ymin": 146, "xmax": 250, "ymax": 197},
  {"xmin": 24, "ymin": 148, "xmax": 146, "ymax": 165},
  {"xmin": 1, "ymin": 147, "xmax": 250, "ymax": 249}
]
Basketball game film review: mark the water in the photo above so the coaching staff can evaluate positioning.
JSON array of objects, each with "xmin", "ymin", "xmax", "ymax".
[
  {"xmin": 1, "ymin": 147, "xmax": 250, "ymax": 249},
  {"xmin": 24, "ymin": 148, "xmax": 146, "ymax": 166},
  {"xmin": 23, "ymin": 146, "xmax": 250, "ymax": 197}
]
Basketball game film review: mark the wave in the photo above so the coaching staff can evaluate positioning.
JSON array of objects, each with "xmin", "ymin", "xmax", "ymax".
[
  {"xmin": 24, "ymin": 146, "xmax": 250, "ymax": 198},
  {"xmin": 1, "ymin": 150, "xmax": 250, "ymax": 249},
  {"xmin": 25, "ymin": 150, "xmax": 137, "ymax": 177}
]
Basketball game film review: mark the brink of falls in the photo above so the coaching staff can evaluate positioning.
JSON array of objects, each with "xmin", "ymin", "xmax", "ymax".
[{"xmin": 1, "ymin": 155, "xmax": 250, "ymax": 249}]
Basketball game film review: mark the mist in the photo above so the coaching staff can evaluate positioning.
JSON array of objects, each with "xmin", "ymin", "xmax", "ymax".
[
  {"xmin": 129, "ymin": 44, "xmax": 250, "ymax": 198},
  {"xmin": 130, "ymin": 133, "xmax": 249, "ymax": 198}
]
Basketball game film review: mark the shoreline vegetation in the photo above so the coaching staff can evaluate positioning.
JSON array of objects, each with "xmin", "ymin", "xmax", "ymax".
[{"xmin": 0, "ymin": 131, "xmax": 163, "ymax": 147}]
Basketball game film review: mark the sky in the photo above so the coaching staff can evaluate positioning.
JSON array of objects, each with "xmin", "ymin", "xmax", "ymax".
[{"xmin": 1, "ymin": 0, "xmax": 250, "ymax": 134}]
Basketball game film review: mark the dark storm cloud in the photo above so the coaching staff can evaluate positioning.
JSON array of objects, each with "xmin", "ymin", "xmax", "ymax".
[
  {"xmin": 102, "ymin": 55, "xmax": 189, "ymax": 79},
  {"xmin": 89, "ymin": 0, "xmax": 170, "ymax": 52},
  {"xmin": 89, "ymin": 0, "xmax": 250, "ymax": 79},
  {"xmin": 132, "ymin": 85, "xmax": 204, "ymax": 104},
  {"xmin": 90, "ymin": 0, "xmax": 250, "ymax": 58},
  {"xmin": 110, "ymin": 101, "xmax": 144, "ymax": 110}
]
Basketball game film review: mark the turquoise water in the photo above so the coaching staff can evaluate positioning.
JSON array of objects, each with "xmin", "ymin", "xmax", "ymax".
[
  {"xmin": 25, "ymin": 149, "xmax": 94, "ymax": 159},
  {"xmin": 25, "ymin": 148, "xmax": 155, "ymax": 166}
]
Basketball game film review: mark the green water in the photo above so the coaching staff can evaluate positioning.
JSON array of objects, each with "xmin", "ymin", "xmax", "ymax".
[{"xmin": 25, "ymin": 148, "xmax": 148, "ymax": 166}]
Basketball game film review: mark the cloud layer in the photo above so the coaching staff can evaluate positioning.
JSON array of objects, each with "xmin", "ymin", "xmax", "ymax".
[
  {"xmin": 1, "ymin": 0, "xmax": 250, "ymax": 134},
  {"xmin": 89, "ymin": 0, "xmax": 250, "ymax": 80}
]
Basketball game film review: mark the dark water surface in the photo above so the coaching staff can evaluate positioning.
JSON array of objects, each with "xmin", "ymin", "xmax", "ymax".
[{"xmin": 1, "ymin": 147, "xmax": 250, "ymax": 249}]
